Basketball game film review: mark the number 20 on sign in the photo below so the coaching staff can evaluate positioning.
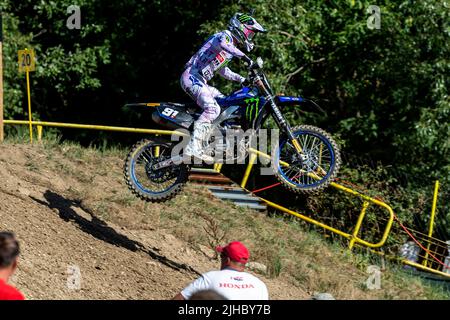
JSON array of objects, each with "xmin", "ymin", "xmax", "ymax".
[
  {"xmin": 18, "ymin": 49, "xmax": 35, "ymax": 142},
  {"xmin": 18, "ymin": 49, "xmax": 35, "ymax": 73}
]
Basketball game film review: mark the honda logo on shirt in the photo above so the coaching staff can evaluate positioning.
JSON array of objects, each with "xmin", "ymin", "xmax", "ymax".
[{"xmin": 219, "ymin": 283, "xmax": 255, "ymax": 289}]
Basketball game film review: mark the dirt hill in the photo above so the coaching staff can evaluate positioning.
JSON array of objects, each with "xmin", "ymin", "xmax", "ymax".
[{"xmin": 0, "ymin": 140, "xmax": 447, "ymax": 299}]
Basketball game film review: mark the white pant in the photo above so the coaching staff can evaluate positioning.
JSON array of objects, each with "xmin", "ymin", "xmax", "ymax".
[{"xmin": 180, "ymin": 67, "xmax": 224, "ymax": 123}]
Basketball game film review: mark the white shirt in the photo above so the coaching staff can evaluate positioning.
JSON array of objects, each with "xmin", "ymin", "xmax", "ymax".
[{"xmin": 181, "ymin": 268, "xmax": 269, "ymax": 300}]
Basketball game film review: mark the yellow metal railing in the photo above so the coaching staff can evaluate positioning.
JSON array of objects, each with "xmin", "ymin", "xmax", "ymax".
[
  {"xmin": 239, "ymin": 148, "xmax": 395, "ymax": 249},
  {"xmin": 248, "ymin": 184, "xmax": 394, "ymax": 249},
  {"xmin": 362, "ymin": 246, "xmax": 450, "ymax": 279},
  {"xmin": 423, "ymin": 180, "xmax": 440, "ymax": 267},
  {"xmin": 4, "ymin": 120, "xmax": 187, "ymax": 141},
  {"xmin": 237, "ymin": 148, "xmax": 447, "ymax": 277}
]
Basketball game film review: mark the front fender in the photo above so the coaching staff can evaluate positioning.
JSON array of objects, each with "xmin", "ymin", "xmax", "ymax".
[
  {"xmin": 275, "ymin": 96, "xmax": 326, "ymax": 115},
  {"xmin": 275, "ymin": 96, "xmax": 304, "ymax": 105}
]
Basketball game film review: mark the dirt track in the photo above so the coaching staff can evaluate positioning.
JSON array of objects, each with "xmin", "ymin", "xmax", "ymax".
[{"xmin": 0, "ymin": 143, "xmax": 308, "ymax": 300}]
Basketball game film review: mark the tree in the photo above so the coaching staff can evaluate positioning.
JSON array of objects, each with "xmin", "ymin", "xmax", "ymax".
[{"xmin": 200, "ymin": 0, "xmax": 449, "ymax": 185}]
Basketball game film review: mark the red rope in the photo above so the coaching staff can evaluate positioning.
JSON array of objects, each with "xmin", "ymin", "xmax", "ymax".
[
  {"xmin": 252, "ymin": 182, "xmax": 281, "ymax": 194},
  {"xmin": 393, "ymin": 213, "xmax": 450, "ymax": 270}
]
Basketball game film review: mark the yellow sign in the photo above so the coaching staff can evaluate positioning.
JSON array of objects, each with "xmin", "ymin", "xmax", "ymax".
[{"xmin": 18, "ymin": 49, "xmax": 36, "ymax": 73}]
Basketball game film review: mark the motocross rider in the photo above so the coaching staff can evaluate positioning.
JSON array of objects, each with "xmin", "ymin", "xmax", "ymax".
[{"xmin": 180, "ymin": 13, "xmax": 266, "ymax": 161}]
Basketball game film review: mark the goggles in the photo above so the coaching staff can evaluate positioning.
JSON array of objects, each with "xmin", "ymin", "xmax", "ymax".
[{"xmin": 243, "ymin": 27, "xmax": 255, "ymax": 41}]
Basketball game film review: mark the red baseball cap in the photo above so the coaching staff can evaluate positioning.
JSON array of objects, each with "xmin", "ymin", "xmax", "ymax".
[{"xmin": 216, "ymin": 241, "xmax": 250, "ymax": 264}]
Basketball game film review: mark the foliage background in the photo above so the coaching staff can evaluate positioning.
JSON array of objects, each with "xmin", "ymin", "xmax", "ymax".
[{"xmin": 1, "ymin": 1, "xmax": 449, "ymax": 246}]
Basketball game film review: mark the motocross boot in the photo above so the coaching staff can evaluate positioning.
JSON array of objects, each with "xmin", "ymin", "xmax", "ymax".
[{"xmin": 184, "ymin": 121, "xmax": 214, "ymax": 163}]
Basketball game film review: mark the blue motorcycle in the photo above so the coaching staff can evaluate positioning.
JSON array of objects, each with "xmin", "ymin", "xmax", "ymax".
[{"xmin": 124, "ymin": 57, "xmax": 341, "ymax": 202}]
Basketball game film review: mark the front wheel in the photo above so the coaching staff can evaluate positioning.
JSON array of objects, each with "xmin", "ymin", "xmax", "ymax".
[
  {"xmin": 272, "ymin": 125, "xmax": 341, "ymax": 194},
  {"xmin": 124, "ymin": 138, "xmax": 189, "ymax": 202}
]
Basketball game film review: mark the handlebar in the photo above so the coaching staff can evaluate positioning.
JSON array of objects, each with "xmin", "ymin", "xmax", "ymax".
[{"xmin": 243, "ymin": 56, "xmax": 263, "ymax": 71}]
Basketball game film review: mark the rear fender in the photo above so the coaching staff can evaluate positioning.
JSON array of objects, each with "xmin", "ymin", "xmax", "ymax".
[{"xmin": 123, "ymin": 102, "xmax": 196, "ymax": 130}]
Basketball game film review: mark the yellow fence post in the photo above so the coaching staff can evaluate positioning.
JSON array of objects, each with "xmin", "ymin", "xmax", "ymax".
[
  {"xmin": 154, "ymin": 134, "xmax": 160, "ymax": 157},
  {"xmin": 349, "ymin": 201, "xmax": 370, "ymax": 250},
  {"xmin": 26, "ymin": 69, "xmax": 33, "ymax": 143},
  {"xmin": 214, "ymin": 163, "xmax": 223, "ymax": 173},
  {"xmin": 37, "ymin": 125, "xmax": 43, "ymax": 142},
  {"xmin": 18, "ymin": 48, "xmax": 35, "ymax": 143},
  {"xmin": 241, "ymin": 152, "xmax": 257, "ymax": 189},
  {"xmin": 423, "ymin": 180, "xmax": 440, "ymax": 267}
]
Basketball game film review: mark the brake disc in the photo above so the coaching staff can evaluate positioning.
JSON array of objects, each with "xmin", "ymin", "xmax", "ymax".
[{"xmin": 146, "ymin": 157, "xmax": 178, "ymax": 183}]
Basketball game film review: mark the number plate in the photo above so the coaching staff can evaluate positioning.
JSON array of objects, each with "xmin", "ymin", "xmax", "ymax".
[{"xmin": 162, "ymin": 107, "xmax": 179, "ymax": 119}]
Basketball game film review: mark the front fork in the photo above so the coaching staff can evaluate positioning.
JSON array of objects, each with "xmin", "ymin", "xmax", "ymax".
[{"xmin": 266, "ymin": 97, "xmax": 303, "ymax": 155}]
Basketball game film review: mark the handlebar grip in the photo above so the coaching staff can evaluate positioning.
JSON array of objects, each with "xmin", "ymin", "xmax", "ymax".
[{"xmin": 242, "ymin": 55, "xmax": 254, "ymax": 68}]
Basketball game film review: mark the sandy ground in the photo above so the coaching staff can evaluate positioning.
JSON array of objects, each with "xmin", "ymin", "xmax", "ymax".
[{"xmin": 0, "ymin": 143, "xmax": 309, "ymax": 300}]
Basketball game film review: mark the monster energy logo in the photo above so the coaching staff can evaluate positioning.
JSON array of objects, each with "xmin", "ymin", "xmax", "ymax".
[
  {"xmin": 239, "ymin": 14, "xmax": 253, "ymax": 23},
  {"xmin": 245, "ymin": 97, "xmax": 260, "ymax": 121}
]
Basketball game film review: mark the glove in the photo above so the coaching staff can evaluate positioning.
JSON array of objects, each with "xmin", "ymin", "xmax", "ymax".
[
  {"xmin": 241, "ymin": 78, "xmax": 251, "ymax": 88},
  {"xmin": 242, "ymin": 55, "xmax": 254, "ymax": 68}
]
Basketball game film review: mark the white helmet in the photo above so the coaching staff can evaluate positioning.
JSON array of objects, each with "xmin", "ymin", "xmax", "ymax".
[{"xmin": 228, "ymin": 13, "xmax": 267, "ymax": 52}]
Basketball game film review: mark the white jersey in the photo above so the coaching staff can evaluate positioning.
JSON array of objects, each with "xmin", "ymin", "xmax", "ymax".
[{"xmin": 181, "ymin": 268, "xmax": 269, "ymax": 300}]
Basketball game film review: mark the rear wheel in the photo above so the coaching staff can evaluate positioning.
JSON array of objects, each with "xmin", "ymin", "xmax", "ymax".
[
  {"xmin": 272, "ymin": 125, "xmax": 341, "ymax": 194},
  {"xmin": 124, "ymin": 138, "xmax": 189, "ymax": 202}
]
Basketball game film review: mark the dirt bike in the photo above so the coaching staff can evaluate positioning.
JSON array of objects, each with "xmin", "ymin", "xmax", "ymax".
[{"xmin": 124, "ymin": 57, "xmax": 341, "ymax": 202}]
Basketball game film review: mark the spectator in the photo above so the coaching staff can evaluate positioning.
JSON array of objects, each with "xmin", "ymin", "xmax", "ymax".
[
  {"xmin": 173, "ymin": 241, "xmax": 269, "ymax": 300},
  {"xmin": 0, "ymin": 232, "xmax": 25, "ymax": 300},
  {"xmin": 399, "ymin": 241, "xmax": 420, "ymax": 270}
]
